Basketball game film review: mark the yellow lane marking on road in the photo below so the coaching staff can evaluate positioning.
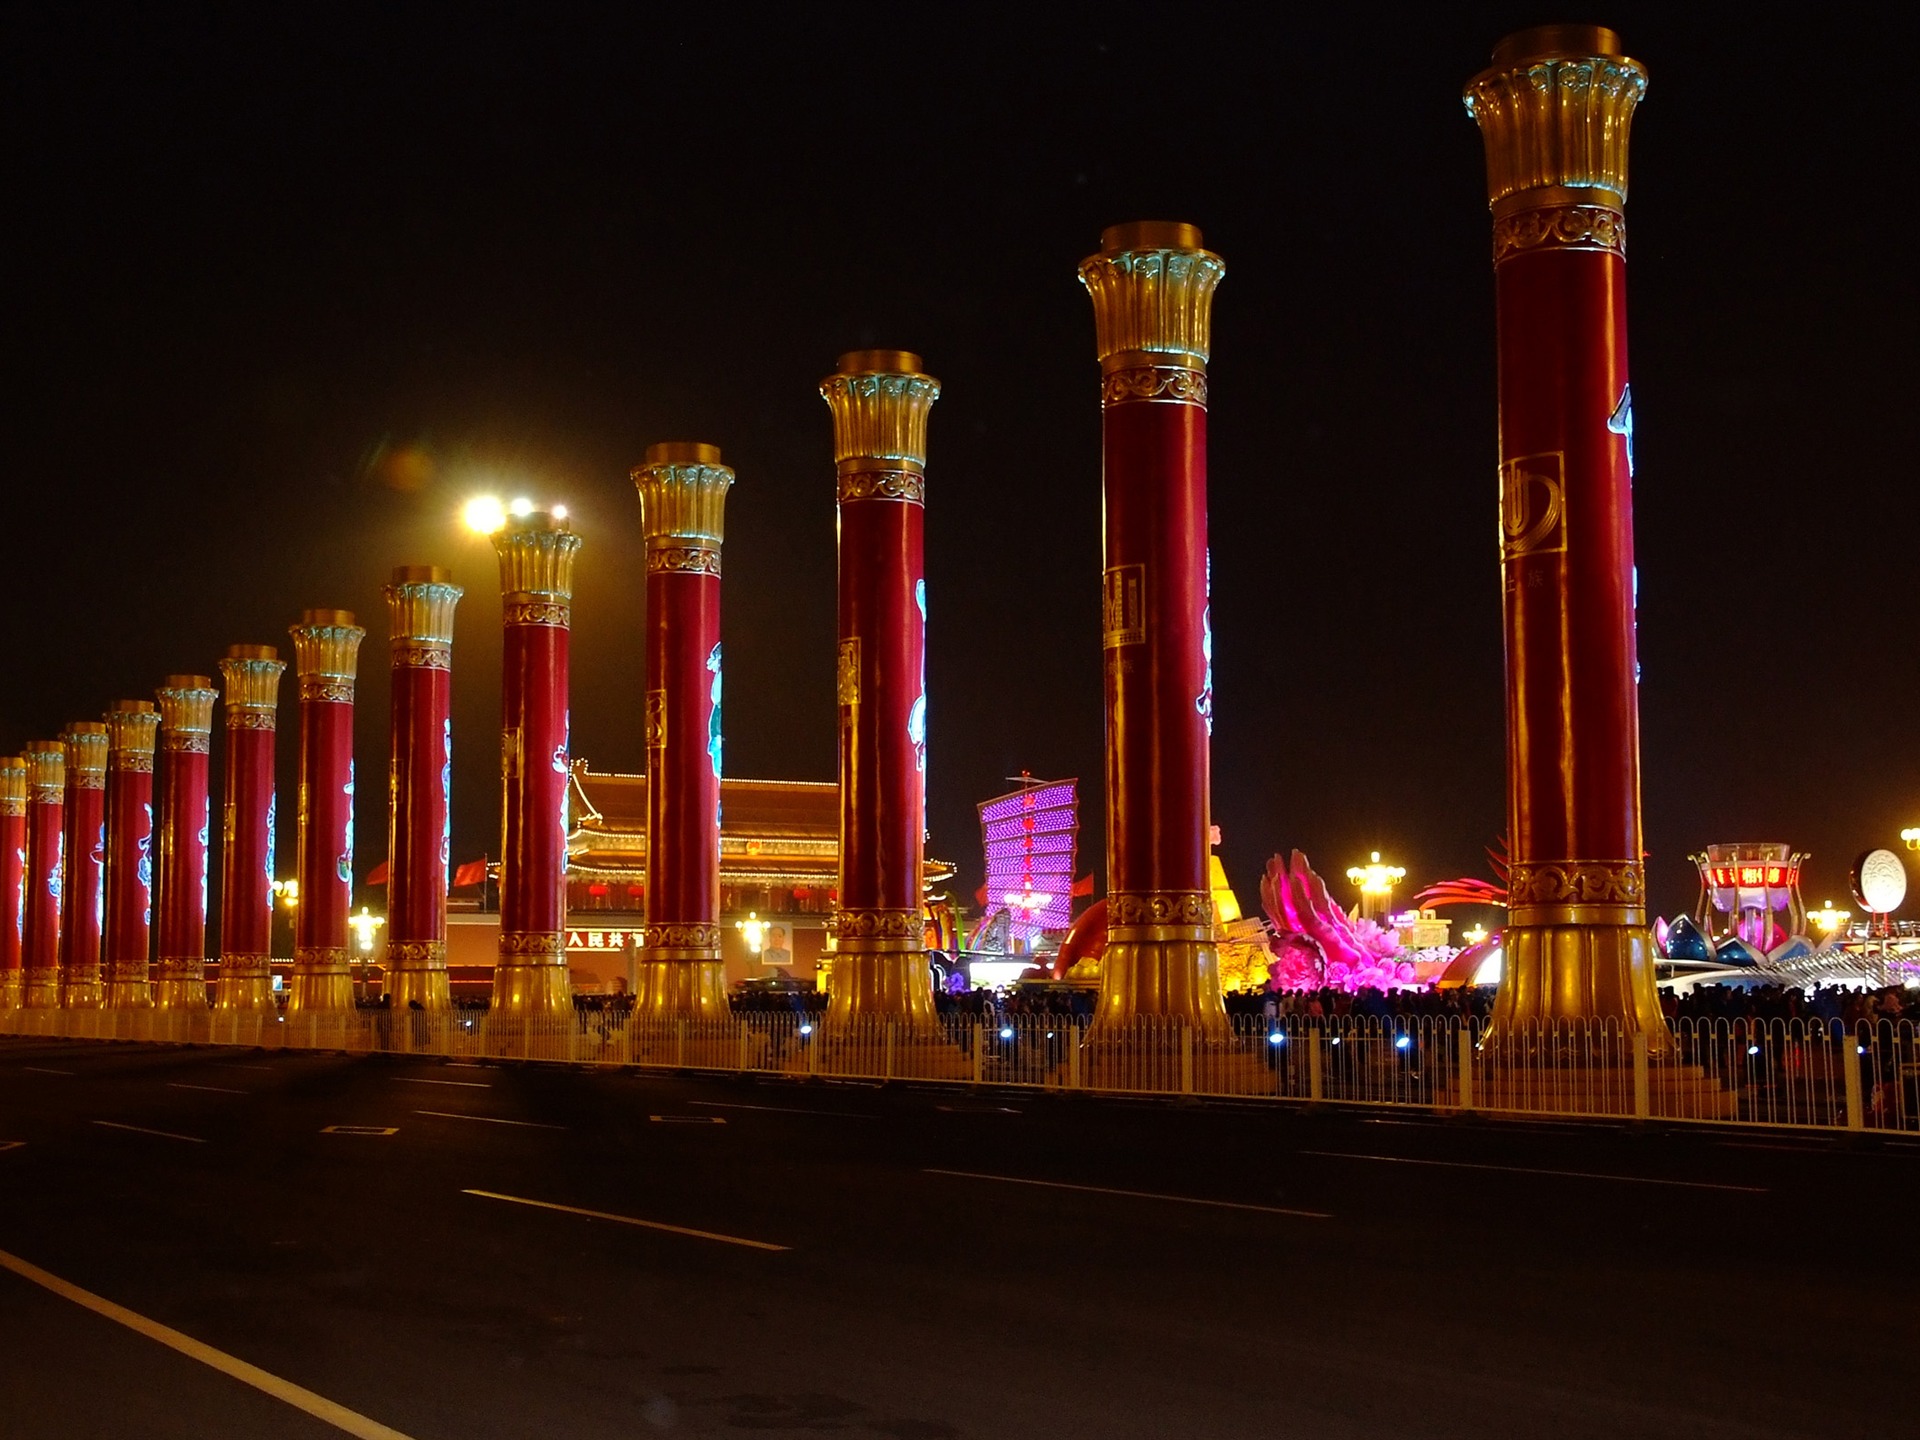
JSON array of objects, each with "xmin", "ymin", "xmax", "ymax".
[
  {"xmin": 321, "ymin": 1125, "xmax": 398, "ymax": 1136},
  {"xmin": 414, "ymin": 1110, "xmax": 565, "ymax": 1130},
  {"xmin": 689, "ymin": 1100, "xmax": 876, "ymax": 1119},
  {"xmin": 462, "ymin": 1189, "xmax": 790, "ymax": 1251},
  {"xmin": 0, "ymin": 1142, "xmax": 23, "ymax": 1153},
  {"xmin": 22, "ymin": 1066, "xmax": 74, "ymax": 1076},
  {"xmin": 1299, "ymin": 1150, "xmax": 1769, "ymax": 1193},
  {"xmin": 0, "ymin": 1247, "xmax": 417, "ymax": 1439},
  {"xmin": 168, "ymin": 1082, "xmax": 247, "ymax": 1095},
  {"xmin": 925, "ymin": 1169, "xmax": 1332, "ymax": 1219},
  {"xmin": 650, "ymin": 1115, "xmax": 726, "ymax": 1124},
  {"xmin": 93, "ymin": 1120, "xmax": 206, "ymax": 1144},
  {"xmin": 393, "ymin": 1077, "xmax": 491, "ymax": 1089}
]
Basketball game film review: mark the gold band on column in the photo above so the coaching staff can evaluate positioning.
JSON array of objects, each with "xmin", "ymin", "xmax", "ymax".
[
  {"xmin": 156, "ymin": 678, "xmax": 218, "ymax": 747},
  {"xmin": 290, "ymin": 612, "xmax": 365, "ymax": 701},
  {"xmin": 386, "ymin": 566, "xmax": 462, "ymax": 667},
  {"xmin": 105, "ymin": 702, "xmax": 160, "ymax": 771},
  {"xmin": 0, "ymin": 758, "xmax": 24, "ymax": 817},
  {"xmin": 220, "ymin": 645, "xmax": 285, "ymax": 726}
]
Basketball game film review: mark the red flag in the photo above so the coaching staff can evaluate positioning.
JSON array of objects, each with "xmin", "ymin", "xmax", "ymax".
[
  {"xmin": 452, "ymin": 860, "xmax": 488, "ymax": 888},
  {"xmin": 1072, "ymin": 873, "xmax": 1094, "ymax": 898},
  {"xmin": 974, "ymin": 884, "xmax": 988, "ymax": 908},
  {"xmin": 366, "ymin": 860, "xmax": 390, "ymax": 886}
]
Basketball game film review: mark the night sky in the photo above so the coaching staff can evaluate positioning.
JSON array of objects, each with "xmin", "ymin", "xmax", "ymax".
[{"xmin": 4, "ymin": 4, "xmax": 1915, "ymax": 936}]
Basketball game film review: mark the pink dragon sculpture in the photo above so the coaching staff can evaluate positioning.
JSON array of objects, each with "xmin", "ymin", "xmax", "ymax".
[{"xmin": 1259, "ymin": 850, "xmax": 1416, "ymax": 991}]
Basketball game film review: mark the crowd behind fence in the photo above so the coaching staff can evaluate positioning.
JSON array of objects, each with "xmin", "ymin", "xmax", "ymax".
[{"xmin": 2, "ymin": 1004, "xmax": 1912, "ymax": 1135}]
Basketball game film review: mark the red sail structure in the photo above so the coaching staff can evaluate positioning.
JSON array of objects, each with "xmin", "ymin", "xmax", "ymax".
[{"xmin": 976, "ymin": 778, "xmax": 1079, "ymax": 950}]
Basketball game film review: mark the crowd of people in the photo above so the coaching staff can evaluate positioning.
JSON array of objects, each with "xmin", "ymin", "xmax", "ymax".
[{"xmin": 1664, "ymin": 981, "xmax": 1911, "ymax": 1026}]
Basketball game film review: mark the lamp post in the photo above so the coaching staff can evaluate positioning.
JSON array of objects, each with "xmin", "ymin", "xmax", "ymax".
[
  {"xmin": 154, "ymin": 678, "xmax": 217, "ymax": 1010},
  {"xmin": 287, "ymin": 611, "xmax": 364, "ymax": 1015},
  {"xmin": 216, "ymin": 645, "xmax": 284, "ymax": 1011},
  {"xmin": 102, "ymin": 702, "xmax": 160, "ymax": 1008},
  {"xmin": 1345, "ymin": 852, "xmax": 1407, "ymax": 923}
]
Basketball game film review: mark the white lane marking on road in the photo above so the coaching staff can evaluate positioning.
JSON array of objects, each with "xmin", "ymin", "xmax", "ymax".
[
  {"xmin": 1300, "ymin": 1150, "xmax": 1768, "ymax": 1193},
  {"xmin": 0, "ymin": 1246, "xmax": 417, "ymax": 1439},
  {"xmin": 22, "ymin": 1066, "xmax": 74, "ymax": 1076},
  {"xmin": 925, "ymin": 1168, "xmax": 1332, "ymax": 1219},
  {"xmin": 414, "ymin": 1110, "xmax": 565, "ymax": 1130},
  {"xmin": 462, "ymin": 1188, "xmax": 790, "ymax": 1251},
  {"xmin": 392, "ymin": 1077, "xmax": 491, "ymax": 1089},
  {"xmin": 168, "ymin": 1082, "xmax": 246, "ymax": 1095},
  {"xmin": 93, "ymin": 1120, "xmax": 206, "ymax": 1144},
  {"xmin": 688, "ymin": 1100, "xmax": 873, "ymax": 1119},
  {"xmin": 444, "ymin": 1063, "xmax": 486, "ymax": 1069}
]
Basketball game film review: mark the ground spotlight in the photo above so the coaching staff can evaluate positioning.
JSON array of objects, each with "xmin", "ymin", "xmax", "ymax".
[
  {"xmin": 1267, "ymin": 1031, "xmax": 1285, "ymax": 1047},
  {"xmin": 999, "ymin": 1026, "xmax": 1014, "ymax": 1040},
  {"xmin": 1394, "ymin": 1034, "xmax": 1411, "ymax": 1050},
  {"xmin": 799, "ymin": 1023, "xmax": 813, "ymax": 1037}
]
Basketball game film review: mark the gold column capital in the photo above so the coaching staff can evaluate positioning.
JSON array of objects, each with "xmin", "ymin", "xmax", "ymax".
[
  {"xmin": 1078, "ymin": 221, "xmax": 1224, "ymax": 381},
  {"xmin": 290, "ymin": 610, "xmax": 365, "ymax": 702},
  {"xmin": 104, "ymin": 701, "xmax": 160, "ymax": 771},
  {"xmin": 385, "ymin": 566, "xmax": 463, "ymax": 659},
  {"xmin": 0, "ymin": 756, "xmax": 27, "ymax": 815},
  {"xmin": 219, "ymin": 645, "xmax": 286, "ymax": 727},
  {"xmin": 493, "ymin": 513, "xmax": 582, "ymax": 623},
  {"xmin": 1463, "ymin": 26, "xmax": 1647, "ymax": 218},
  {"xmin": 22, "ymin": 740, "xmax": 65, "ymax": 800},
  {"xmin": 633, "ymin": 443, "xmax": 734, "ymax": 563},
  {"xmin": 59, "ymin": 724, "xmax": 109, "ymax": 788},
  {"xmin": 156, "ymin": 677, "xmax": 218, "ymax": 752},
  {"xmin": 820, "ymin": 353, "xmax": 940, "ymax": 475}
]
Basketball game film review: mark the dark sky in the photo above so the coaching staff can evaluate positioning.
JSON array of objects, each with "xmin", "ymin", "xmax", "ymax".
[{"xmin": 3, "ymin": 4, "xmax": 1915, "ymax": 934}]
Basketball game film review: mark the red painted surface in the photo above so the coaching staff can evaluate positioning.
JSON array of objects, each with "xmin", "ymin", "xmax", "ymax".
[
  {"xmin": 500, "ymin": 620, "xmax": 569, "ymax": 937},
  {"xmin": 220, "ymin": 725, "xmax": 275, "ymax": 958},
  {"xmin": 23, "ymin": 794, "xmax": 61, "ymax": 970},
  {"xmin": 156, "ymin": 750, "xmax": 209, "ymax": 965},
  {"xmin": 388, "ymin": 662, "xmax": 451, "ymax": 947},
  {"xmin": 1102, "ymin": 398, "xmax": 1210, "ymax": 898},
  {"xmin": 645, "ymin": 569, "xmax": 720, "ymax": 932},
  {"xmin": 294, "ymin": 700, "xmax": 354, "ymax": 954},
  {"xmin": 0, "ymin": 812, "xmax": 25, "ymax": 981},
  {"xmin": 104, "ymin": 765, "xmax": 153, "ymax": 974},
  {"xmin": 837, "ymin": 495, "xmax": 925, "ymax": 914},
  {"xmin": 1495, "ymin": 244, "xmax": 1639, "ymax": 869},
  {"xmin": 60, "ymin": 779, "xmax": 105, "ymax": 978}
]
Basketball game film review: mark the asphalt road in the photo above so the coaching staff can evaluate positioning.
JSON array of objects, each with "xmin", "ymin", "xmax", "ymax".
[{"xmin": 0, "ymin": 1038, "xmax": 1913, "ymax": 1440}]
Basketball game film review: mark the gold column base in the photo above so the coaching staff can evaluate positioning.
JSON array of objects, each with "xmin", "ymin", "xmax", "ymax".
[
  {"xmin": 384, "ymin": 943, "xmax": 451, "ymax": 1012},
  {"xmin": 62, "ymin": 968, "xmax": 104, "ymax": 1009},
  {"xmin": 0, "ymin": 971, "xmax": 22, "ymax": 1009},
  {"xmin": 213, "ymin": 956, "xmax": 277, "ymax": 1012},
  {"xmin": 102, "ymin": 971, "xmax": 152, "ymax": 1009},
  {"xmin": 286, "ymin": 947, "xmax": 354, "ymax": 1015},
  {"xmin": 491, "ymin": 938, "xmax": 573, "ymax": 1019},
  {"xmin": 153, "ymin": 959, "xmax": 209, "ymax": 1010},
  {"xmin": 1492, "ymin": 919, "xmax": 1671, "ymax": 1054},
  {"xmin": 1091, "ymin": 935, "xmax": 1228, "ymax": 1032},
  {"xmin": 22, "ymin": 967, "xmax": 62, "ymax": 1009},
  {"xmin": 633, "ymin": 956, "xmax": 729, "ymax": 1018},
  {"xmin": 824, "ymin": 948, "xmax": 938, "ymax": 1025}
]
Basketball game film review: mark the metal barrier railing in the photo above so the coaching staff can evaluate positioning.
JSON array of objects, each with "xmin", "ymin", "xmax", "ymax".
[{"xmin": 1, "ymin": 1007, "xmax": 1912, "ymax": 1134}]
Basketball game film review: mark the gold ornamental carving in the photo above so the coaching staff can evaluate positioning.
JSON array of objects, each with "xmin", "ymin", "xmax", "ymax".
[
  {"xmin": 647, "ymin": 544, "xmax": 722, "ymax": 576},
  {"xmin": 22, "ymin": 744, "xmax": 63, "ymax": 804},
  {"xmin": 1079, "ymin": 222, "xmax": 1224, "ymax": 372},
  {"xmin": 385, "ymin": 939, "xmax": 448, "ymax": 966},
  {"xmin": 293, "ymin": 946, "xmax": 352, "ymax": 969},
  {"xmin": 0, "ymin": 757, "xmax": 25, "ymax": 816},
  {"xmin": 1108, "ymin": 890, "xmax": 1214, "ymax": 929},
  {"xmin": 502, "ymin": 599, "xmax": 572, "ymax": 628},
  {"xmin": 837, "ymin": 470, "xmax": 926, "ymax": 506},
  {"xmin": 1507, "ymin": 860, "xmax": 1645, "ymax": 908},
  {"xmin": 1101, "ymin": 366, "xmax": 1208, "ymax": 409},
  {"xmin": 633, "ymin": 445, "xmax": 734, "ymax": 545},
  {"xmin": 289, "ymin": 612, "xmax": 365, "ymax": 689},
  {"xmin": 644, "ymin": 690, "xmax": 667, "ymax": 749},
  {"xmin": 837, "ymin": 638, "xmax": 861, "ymax": 707},
  {"xmin": 298, "ymin": 677, "xmax": 355, "ymax": 704},
  {"xmin": 643, "ymin": 922, "xmax": 721, "ymax": 950},
  {"xmin": 60, "ymin": 725, "xmax": 109, "ymax": 789},
  {"xmin": 105, "ymin": 703, "xmax": 160, "ymax": 770},
  {"xmin": 830, "ymin": 908, "xmax": 922, "ymax": 940},
  {"xmin": 499, "ymin": 931, "xmax": 565, "ymax": 959},
  {"xmin": 1492, "ymin": 205, "xmax": 1625, "ymax": 264},
  {"xmin": 220, "ymin": 647, "xmax": 285, "ymax": 727},
  {"xmin": 156, "ymin": 677, "xmax": 218, "ymax": 743},
  {"xmin": 493, "ymin": 514, "xmax": 581, "ymax": 602},
  {"xmin": 1463, "ymin": 27, "xmax": 1647, "ymax": 215},
  {"xmin": 391, "ymin": 641, "xmax": 451, "ymax": 670},
  {"xmin": 820, "ymin": 353, "xmax": 940, "ymax": 469},
  {"xmin": 384, "ymin": 567, "xmax": 463, "ymax": 647}
]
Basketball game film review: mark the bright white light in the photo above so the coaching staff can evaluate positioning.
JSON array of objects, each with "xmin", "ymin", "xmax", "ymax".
[
  {"xmin": 1747, "ymin": 1044, "xmax": 1761, "ymax": 1056},
  {"xmin": 508, "ymin": 496, "xmax": 535, "ymax": 517},
  {"xmin": 799, "ymin": 1023, "xmax": 813, "ymax": 1037},
  {"xmin": 463, "ymin": 496, "xmax": 507, "ymax": 534},
  {"xmin": 1267, "ymin": 1031, "xmax": 1286, "ymax": 1046},
  {"xmin": 1330, "ymin": 1036, "xmax": 1342, "ymax": 1046},
  {"xmin": 1394, "ymin": 1034, "xmax": 1411, "ymax": 1050},
  {"xmin": 550, "ymin": 504, "xmax": 569, "ymax": 520},
  {"xmin": 999, "ymin": 1026, "xmax": 1014, "ymax": 1040}
]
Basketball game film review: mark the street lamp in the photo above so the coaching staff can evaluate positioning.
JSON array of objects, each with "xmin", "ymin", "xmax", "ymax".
[
  {"xmin": 349, "ymin": 906, "xmax": 386, "ymax": 1003},
  {"xmin": 1346, "ymin": 851, "xmax": 1406, "ymax": 922},
  {"xmin": 1902, "ymin": 828, "xmax": 1920, "ymax": 852},
  {"xmin": 1807, "ymin": 900, "xmax": 1851, "ymax": 938},
  {"xmin": 737, "ymin": 912, "xmax": 766, "ymax": 956},
  {"xmin": 462, "ymin": 496, "xmax": 507, "ymax": 535},
  {"xmin": 1463, "ymin": 923, "xmax": 1489, "ymax": 946}
]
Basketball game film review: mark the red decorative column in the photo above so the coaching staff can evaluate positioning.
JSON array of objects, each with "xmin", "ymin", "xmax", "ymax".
[
  {"xmin": 102, "ymin": 702, "xmax": 160, "ymax": 1008},
  {"xmin": 216, "ymin": 645, "xmax": 284, "ymax": 1011},
  {"xmin": 287, "ymin": 612, "xmax": 364, "ymax": 1015},
  {"xmin": 1465, "ymin": 26, "xmax": 1666, "ymax": 1044},
  {"xmin": 819, "ymin": 352, "xmax": 939, "ymax": 1022},
  {"xmin": 491, "ymin": 513, "xmax": 580, "ymax": 1018},
  {"xmin": 58, "ymin": 724, "xmax": 109, "ymax": 1008},
  {"xmin": 20, "ymin": 742, "xmax": 64, "ymax": 1008},
  {"xmin": 1079, "ymin": 222, "xmax": 1226, "ymax": 1028},
  {"xmin": 384, "ymin": 567, "xmax": 462, "ymax": 1011},
  {"xmin": 0, "ymin": 758, "xmax": 27, "ymax": 1010},
  {"xmin": 630, "ymin": 443, "xmax": 732, "ymax": 1016},
  {"xmin": 154, "ymin": 678, "xmax": 217, "ymax": 1009}
]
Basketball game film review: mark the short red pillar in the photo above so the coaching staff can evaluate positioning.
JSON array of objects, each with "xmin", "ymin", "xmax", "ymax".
[
  {"xmin": 287, "ymin": 612, "xmax": 365, "ymax": 1015},
  {"xmin": 102, "ymin": 702, "xmax": 160, "ymax": 1008},
  {"xmin": 58, "ymin": 724, "xmax": 109, "ymax": 1008},
  {"xmin": 21, "ymin": 742, "xmax": 66, "ymax": 1009},
  {"xmin": 154, "ymin": 678, "xmax": 217, "ymax": 1010},
  {"xmin": 216, "ymin": 645, "xmax": 284, "ymax": 1011}
]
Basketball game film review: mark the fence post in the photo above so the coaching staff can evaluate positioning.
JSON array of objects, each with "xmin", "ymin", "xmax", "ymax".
[
  {"xmin": 884, "ymin": 1021, "xmax": 896, "ymax": 1080},
  {"xmin": 1843, "ymin": 1030, "xmax": 1866, "ymax": 1131},
  {"xmin": 971, "ymin": 1022, "xmax": 984, "ymax": 1084},
  {"xmin": 1307, "ymin": 1026, "xmax": 1323, "ymax": 1102},
  {"xmin": 1179, "ymin": 1023, "xmax": 1194, "ymax": 1095},
  {"xmin": 1067, "ymin": 1020, "xmax": 1082, "ymax": 1090},
  {"xmin": 675, "ymin": 1018, "xmax": 687, "ymax": 1069},
  {"xmin": 806, "ymin": 1023, "xmax": 818, "ymax": 1077},
  {"xmin": 1632, "ymin": 1031, "xmax": 1650, "ymax": 1119},
  {"xmin": 1456, "ymin": 1027, "xmax": 1474, "ymax": 1111},
  {"xmin": 737, "ymin": 1022, "xmax": 750, "ymax": 1073}
]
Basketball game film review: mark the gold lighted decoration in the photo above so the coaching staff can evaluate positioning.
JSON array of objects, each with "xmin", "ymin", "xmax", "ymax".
[
  {"xmin": 633, "ymin": 442, "xmax": 733, "ymax": 560},
  {"xmin": 493, "ymin": 512, "xmax": 581, "ymax": 626},
  {"xmin": 289, "ymin": 611, "xmax": 365, "ymax": 702},
  {"xmin": 219, "ymin": 645, "xmax": 285, "ymax": 727},
  {"xmin": 820, "ymin": 351, "xmax": 940, "ymax": 476},
  {"xmin": 104, "ymin": 701, "xmax": 161, "ymax": 773},
  {"xmin": 0, "ymin": 756, "xmax": 24, "ymax": 818},
  {"xmin": 385, "ymin": 566, "xmax": 462, "ymax": 668},
  {"xmin": 1078, "ymin": 221, "xmax": 1225, "ymax": 380},
  {"xmin": 61, "ymin": 724, "xmax": 109, "ymax": 789},
  {"xmin": 155, "ymin": 677, "xmax": 218, "ymax": 751}
]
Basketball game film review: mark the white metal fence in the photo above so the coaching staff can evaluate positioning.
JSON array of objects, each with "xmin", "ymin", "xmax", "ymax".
[{"xmin": 1, "ymin": 1008, "xmax": 1911, "ymax": 1134}]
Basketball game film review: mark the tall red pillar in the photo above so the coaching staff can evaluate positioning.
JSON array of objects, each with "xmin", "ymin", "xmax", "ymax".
[
  {"xmin": 20, "ymin": 742, "xmax": 64, "ymax": 1008},
  {"xmin": 102, "ymin": 702, "xmax": 160, "ymax": 1008},
  {"xmin": 287, "ymin": 612, "xmax": 364, "ymax": 1015},
  {"xmin": 491, "ymin": 513, "xmax": 580, "ymax": 1018},
  {"xmin": 216, "ymin": 645, "xmax": 284, "ymax": 1011},
  {"xmin": 0, "ymin": 757, "xmax": 27, "ymax": 1010},
  {"xmin": 58, "ymin": 724, "xmax": 109, "ymax": 1008},
  {"xmin": 154, "ymin": 678, "xmax": 217, "ymax": 1009},
  {"xmin": 384, "ymin": 567, "xmax": 462, "ymax": 1011},
  {"xmin": 630, "ymin": 443, "xmax": 732, "ymax": 1016},
  {"xmin": 819, "ymin": 352, "xmax": 939, "ymax": 1022},
  {"xmin": 1465, "ymin": 26, "xmax": 1666, "ymax": 1044},
  {"xmin": 1079, "ymin": 223, "xmax": 1226, "ymax": 1028}
]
